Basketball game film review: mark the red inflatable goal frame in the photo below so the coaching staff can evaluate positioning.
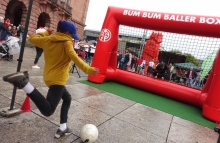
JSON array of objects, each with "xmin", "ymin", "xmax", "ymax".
[{"xmin": 88, "ymin": 6, "xmax": 220, "ymax": 123}]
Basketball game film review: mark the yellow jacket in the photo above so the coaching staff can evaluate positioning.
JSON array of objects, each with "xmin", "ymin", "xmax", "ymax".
[{"xmin": 28, "ymin": 31, "xmax": 94, "ymax": 87}]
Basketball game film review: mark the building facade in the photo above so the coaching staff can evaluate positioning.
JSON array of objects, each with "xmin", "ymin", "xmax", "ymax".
[
  {"xmin": 0, "ymin": 0, "xmax": 90, "ymax": 39},
  {"xmin": 84, "ymin": 29, "xmax": 148, "ymax": 57}
]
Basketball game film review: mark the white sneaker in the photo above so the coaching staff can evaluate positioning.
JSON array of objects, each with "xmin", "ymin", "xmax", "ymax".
[{"xmin": 32, "ymin": 65, "xmax": 40, "ymax": 69}]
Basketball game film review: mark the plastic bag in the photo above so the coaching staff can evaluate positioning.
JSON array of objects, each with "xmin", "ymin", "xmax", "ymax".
[{"xmin": 7, "ymin": 36, "xmax": 20, "ymax": 55}]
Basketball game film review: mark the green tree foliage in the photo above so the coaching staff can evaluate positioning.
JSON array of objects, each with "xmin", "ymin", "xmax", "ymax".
[
  {"xmin": 170, "ymin": 49, "xmax": 182, "ymax": 54},
  {"xmin": 169, "ymin": 49, "xmax": 199, "ymax": 66},
  {"xmin": 184, "ymin": 53, "xmax": 199, "ymax": 66}
]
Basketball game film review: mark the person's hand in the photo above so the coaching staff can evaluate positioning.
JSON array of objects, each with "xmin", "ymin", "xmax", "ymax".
[
  {"xmin": 93, "ymin": 68, "xmax": 99, "ymax": 75},
  {"xmin": 45, "ymin": 27, "xmax": 54, "ymax": 35}
]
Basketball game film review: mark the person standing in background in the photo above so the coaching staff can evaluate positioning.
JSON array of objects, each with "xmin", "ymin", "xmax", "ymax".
[
  {"xmin": 18, "ymin": 24, "xmax": 25, "ymax": 42},
  {"xmin": 194, "ymin": 71, "xmax": 202, "ymax": 88},
  {"xmin": 32, "ymin": 26, "xmax": 47, "ymax": 69},
  {"xmin": 186, "ymin": 67, "xmax": 197, "ymax": 87},
  {"xmin": 0, "ymin": 16, "xmax": 10, "ymax": 41},
  {"xmin": 126, "ymin": 48, "xmax": 132, "ymax": 71},
  {"xmin": 147, "ymin": 59, "xmax": 154, "ymax": 77},
  {"xmin": 136, "ymin": 57, "xmax": 144, "ymax": 74},
  {"xmin": 11, "ymin": 26, "xmax": 17, "ymax": 37}
]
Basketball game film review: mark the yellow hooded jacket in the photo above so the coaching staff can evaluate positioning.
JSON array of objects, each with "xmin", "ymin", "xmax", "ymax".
[{"xmin": 28, "ymin": 31, "xmax": 94, "ymax": 87}]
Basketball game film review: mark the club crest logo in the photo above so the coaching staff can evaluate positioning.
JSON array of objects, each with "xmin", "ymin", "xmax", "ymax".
[{"xmin": 99, "ymin": 29, "xmax": 111, "ymax": 42}]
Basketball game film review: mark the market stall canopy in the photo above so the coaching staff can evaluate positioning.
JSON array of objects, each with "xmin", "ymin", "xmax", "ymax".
[{"xmin": 174, "ymin": 62, "xmax": 203, "ymax": 72}]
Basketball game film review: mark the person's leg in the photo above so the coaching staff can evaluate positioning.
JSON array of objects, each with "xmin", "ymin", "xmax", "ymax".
[
  {"xmin": 54, "ymin": 87, "xmax": 72, "ymax": 138},
  {"xmin": 140, "ymin": 68, "xmax": 143, "ymax": 75},
  {"xmin": 196, "ymin": 80, "xmax": 200, "ymax": 88},
  {"xmin": 60, "ymin": 87, "xmax": 72, "ymax": 124},
  {"xmin": 19, "ymin": 33, "xmax": 23, "ymax": 41},
  {"xmin": 119, "ymin": 62, "xmax": 123, "ymax": 69},
  {"xmin": 127, "ymin": 65, "xmax": 131, "ymax": 71},
  {"xmin": 26, "ymin": 84, "xmax": 73, "ymax": 138},
  {"xmin": 27, "ymin": 84, "xmax": 73, "ymax": 138},
  {"xmin": 147, "ymin": 66, "xmax": 151, "ymax": 76},
  {"xmin": 33, "ymin": 47, "xmax": 43, "ymax": 67},
  {"xmin": 188, "ymin": 78, "xmax": 192, "ymax": 87},
  {"xmin": 123, "ymin": 63, "xmax": 127, "ymax": 70},
  {"xmin": 157, "ymin": 73, "xmax": 163, "ymax": 79},
  {"xmin": 3, "ymin": 71, "xmax": 72, "ymax": 138},
  {"xmin": 27, "ymin": 85, "xmax": 65, "ymax": 116},
  {"xmin": 137, "ymin": 65, "xmax": 140, "ymax": 73},
  {"xmin": 149, "ymin": 69, "xmax": 153, "ymax": 77},
  {"xmin": 3, "ymin": 71, "xmax": 63, "ymax": 116},
  {"xmin": 152, "ymin": 70, "xmax": 157, "ymax": 77}
]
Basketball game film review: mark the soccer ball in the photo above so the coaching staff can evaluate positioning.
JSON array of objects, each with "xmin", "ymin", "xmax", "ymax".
[{"xmin": 80, "ymin": 124, "xmax": 99, "ymax": 143}]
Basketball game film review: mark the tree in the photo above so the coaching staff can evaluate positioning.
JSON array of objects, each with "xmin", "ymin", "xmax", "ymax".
[
  {"xmin": 169, "ymin": 50, "xmax": 199, "ymax": 66},
  {"xmin": 184, "ymin": 53, "xmax": 199, "ymax": 66},
  {"xmin": 170, "ymin": 49, "xmax": 182, "ymax": 54}
]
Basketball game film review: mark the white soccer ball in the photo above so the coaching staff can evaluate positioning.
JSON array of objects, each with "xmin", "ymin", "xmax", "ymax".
[{"xmin": 80, "ymin": 124, "xmax": 99, "ymax": 143}]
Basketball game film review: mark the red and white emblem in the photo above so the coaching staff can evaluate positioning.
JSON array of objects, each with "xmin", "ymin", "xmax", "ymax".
[{"xmin": 99, "ymin": 29, "xmax": 111, "ymax": 42}]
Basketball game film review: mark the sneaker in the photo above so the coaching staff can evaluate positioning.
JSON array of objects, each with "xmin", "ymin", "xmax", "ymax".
[
  {"xmin": 32, "ymin": 65, "xmax": 40, "ymax": 69},
  {"xmin": 54, "ymin": 128, "xmax": 72, "ymax": 139},
  {"xmin": 3, "ymin": 71, "xmax": 29, "ymax": 89}
]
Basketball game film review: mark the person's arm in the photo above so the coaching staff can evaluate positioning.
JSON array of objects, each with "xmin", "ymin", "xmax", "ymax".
[
  {"xmin": 0, "ymin": 23, "xmax": 8, "ymax": 31},
  {"xmin": 186, "ymin": 71, "xmax": 189, "ymax": 78},
  {"xmin": 28, "ymin": 31, "xmax": 50, "ymax": 49},
  {"xmin": 78, "ymin": 41, "xmax": 90, "ymax": 47},
  {"xmin": 194, "ymin": 71, "xmax": 197, "ymax": 79},
  {"xmin": 64, "ymin": 41, "xmax": 96, "ymax": 75}
]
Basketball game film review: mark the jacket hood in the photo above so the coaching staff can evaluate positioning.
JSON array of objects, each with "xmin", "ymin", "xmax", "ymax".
[{"xmin": 48, "ymin": 32, "xmax": 72, "ymax": 42}]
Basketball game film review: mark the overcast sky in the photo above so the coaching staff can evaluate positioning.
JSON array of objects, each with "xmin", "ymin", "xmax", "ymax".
[
  {"xmin": 85, "ymin": 0, "xmax": 220, "ymax": 31},
  {"xmin": 85, "ymin": 0, "xmax": 220, "ymax": 60}
]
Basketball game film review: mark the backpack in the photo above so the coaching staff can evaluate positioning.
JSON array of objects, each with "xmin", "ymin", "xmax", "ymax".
[{"xmin": 78, "ymin": 50, "xmax": 82, "ymax": 56}]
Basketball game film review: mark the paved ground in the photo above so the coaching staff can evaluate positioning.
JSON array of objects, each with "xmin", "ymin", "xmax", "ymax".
[{"xmin": 0, "ymin": 46, "xmax": 219, "ymax": 143}]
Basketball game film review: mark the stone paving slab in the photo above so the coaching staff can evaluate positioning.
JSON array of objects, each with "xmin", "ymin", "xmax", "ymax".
[
  {"xmin": 167, "ymin": 117, "xmax": 218, "ymax": 143},
  {"xmin": 0, "ymin": 47, "xmax": 219, "ymax": 143},
  {"xmin": 0, "ymin": 111, "xmax": 78, "ymax": 143},
  {"xmin": 2, "ymin": 87, "xmax": 48, "ymax": 110},
  {"xmin": 115, "ymin": 103, "xmax": 173, "ymax": 138},
  {"xmin": 91, "ymin": 117, "xmax": 166, "ymax": 143},
  {"xmin": 65, "ymin": 83, "xmax": 106, "ymax": 100},
  {"xmin": 0, "ymin": 78, "xmax": 14, "ymax": 92},
  {"xmin": 32, "ymin": 100, "xmax": 112, "ymax": 138},
  {"xmin": 77, "ymin": 92, "xmax": 136, "ymax": 116},
  {"xmin": 0, "ymin": 94, "xmax": 21, "ymax": 115}
]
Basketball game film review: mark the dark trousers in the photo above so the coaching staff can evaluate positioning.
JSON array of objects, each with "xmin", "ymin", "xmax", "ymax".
[
  {"xmin": 34, "ymin": 47, "xmax": 43, "ymax": 64},
  {"xmin": 119, "ymin": 62, "xmax": 127, "ymax": 70},
  {"xmin": 27, "ymin": 85, "xmax": 72, "ymax": 124}
]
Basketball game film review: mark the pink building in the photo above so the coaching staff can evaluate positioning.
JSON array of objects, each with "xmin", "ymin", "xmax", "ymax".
[{"xmin": 0, "ymin": 0, "xmax": 90, "ymax": 38}]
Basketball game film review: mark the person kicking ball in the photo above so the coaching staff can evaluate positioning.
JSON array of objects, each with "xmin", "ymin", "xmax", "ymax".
[{"xmin": 3, "ymin": 21, "xmax": 99, "ymax": 138}]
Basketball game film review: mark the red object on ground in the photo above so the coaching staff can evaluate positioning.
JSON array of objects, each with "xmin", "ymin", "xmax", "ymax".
[
  {"xmin": 88, "ymin": 6, "xmax": 220, "ymax": 123},
  {"xmin": 20, "ymin": 96, "xmax": 31, "ymax": 112}
]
